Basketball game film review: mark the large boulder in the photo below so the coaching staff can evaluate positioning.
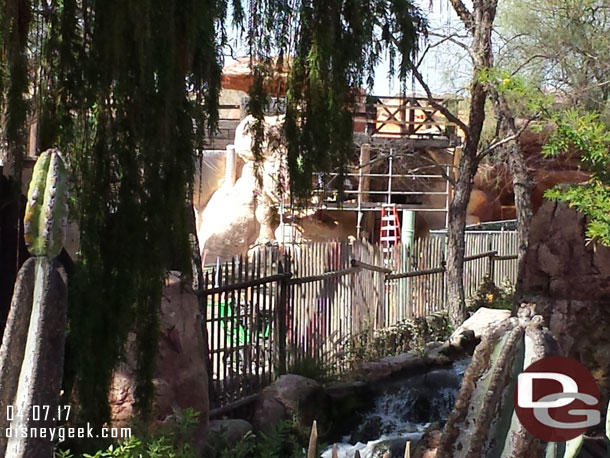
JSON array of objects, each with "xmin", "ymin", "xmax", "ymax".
[
  {"xmin": 109, "ymin": 272, "xmax": 209, "ymax": 446},
  {"xmin": 197, "ymin": 116, "xmax": 285, "ymax": 261},
  {"xmin": 466, "ymin": 188, "xmax": 501, "ymax": 225},
  {"xmin": 197, "ymin": 163, "xmax": 259, "ymax": 263},
  {"xmin": 209, "ymin": 419, "xmax": 252, "ymax": 443},
  {"xmin": 518, "ymin": 200, "xmax": 610, "ymax": 403},
  {"xmin": 518, "ymin": 200, "xmax": 610, "ymax": 300},
  {"xmin": 252, "ymin": 374, "xmax": 330, "ymax": 433},
  {"xmin": 448, "ymin": 307, "xmax": 510, "ymax": 348}
]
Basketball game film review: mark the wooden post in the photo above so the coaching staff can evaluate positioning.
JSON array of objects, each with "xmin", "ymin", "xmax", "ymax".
[
  {"xmin": 404, "ymin": 441, "xmax": 411, "ymax": 458},
  {"xmin": 488, "ymin": 253, "xmax": 495, "ymax": 281},
  {"xmin": 225, "ymin": 145, "xmax": 236, "ymax": 186},
  {"xmin": 356, "ymin": 143, "xmax": 371, "ymax": 239},
  {"xmin": 307, "ymin": 420, "xmax": 318, "ymax": 458},
  {"xmin": 276, "ymin": 253, "xmax": 288, "ymax": 375},
  {"xmin": 331, "ymin": 444, "xmax": 339, "ymax": 458}
]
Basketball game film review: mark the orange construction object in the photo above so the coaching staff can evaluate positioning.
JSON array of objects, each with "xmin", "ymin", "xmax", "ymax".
[{"xmin": 379, "ymin": 204, "xmax": 401, "ymax": 254}]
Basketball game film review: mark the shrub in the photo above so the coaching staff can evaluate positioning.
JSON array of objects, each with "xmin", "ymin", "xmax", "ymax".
[
  {"xmin": 55, "ymin": 409, "xmax": 200, "ymax": 458},
  {"xmin": 341, "ymin": 312, "xmax": 452, "ymax": 366},
  {"xmin": 205, "ymin": 418, "xmax": 309, "ymax": 458},
  {"xmin": 287, "ymin": 355, "xmax": 337, "ymax": 384},
  {"xmin": 467, "ymin": 276, "xmax": 514, "ymax": 314}
]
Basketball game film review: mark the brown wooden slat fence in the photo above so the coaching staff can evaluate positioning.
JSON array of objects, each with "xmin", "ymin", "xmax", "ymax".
[{"xmin": 199, "ymin": 232, "xmax": 518, "ymax": 412}]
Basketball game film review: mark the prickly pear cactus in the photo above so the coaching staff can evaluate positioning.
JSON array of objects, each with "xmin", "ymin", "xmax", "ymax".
[
  {"xmin": 23, "ymin": 148, "xmax": 69, "ymax": 258},
  {"xmin": 437, "ymin": 306, "xmax": 560, "ymax": 458}
]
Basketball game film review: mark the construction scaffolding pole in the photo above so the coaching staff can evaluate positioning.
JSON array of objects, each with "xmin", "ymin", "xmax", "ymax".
[{"xmin": 356, "ymin": 143, "xmax": 371, "ymax": 238}]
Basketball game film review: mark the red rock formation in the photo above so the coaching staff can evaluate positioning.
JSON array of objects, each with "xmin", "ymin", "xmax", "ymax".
[
  {"xmin": 467, "ymin": 125, "xmax": 589, "ymax": 223},
  {"xmin": 221, "ymin": 57, "xmax": 288, "ymax": 94},
  {"xmin": 109, "ymin": 273, "xmax": 209, "ymax": 447}
]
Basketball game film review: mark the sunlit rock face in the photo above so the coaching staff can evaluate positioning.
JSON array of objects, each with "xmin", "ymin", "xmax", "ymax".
[
  {"xmin": 196, "ymin": 115, "xmax": 284, "ymax": 263},
  {"xmin": 466, "ymin": 124, "xmax": 589, "ymax": 224}
]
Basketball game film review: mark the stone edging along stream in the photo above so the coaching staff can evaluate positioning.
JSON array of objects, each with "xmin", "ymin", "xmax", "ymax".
[{"xmin": 247, "ymin": 339, "xmax": 471, "ymax": 434}]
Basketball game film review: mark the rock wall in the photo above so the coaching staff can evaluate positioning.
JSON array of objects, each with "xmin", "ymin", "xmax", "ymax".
[
  {"xmin": 518, "ymin": 200, "xmax": 610, "ymax": 299},
  {"xmin": 109, "ymin": 272, "xmax": 209, "ymax": 447},
  {"xmin": 518, "ymin": 200, "xmax": 610, "ymax": 402},
  {"xmin": 466, "ymin": 124, "xmax": 589, "ymax": 224}
]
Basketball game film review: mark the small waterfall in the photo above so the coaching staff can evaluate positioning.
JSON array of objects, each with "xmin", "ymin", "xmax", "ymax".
[{"xmin": 323, "ymin": 359, "xmax": 470, "ymax": 458}]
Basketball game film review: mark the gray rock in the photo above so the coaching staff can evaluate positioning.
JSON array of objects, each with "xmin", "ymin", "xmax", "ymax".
[
  {"xmin": 449, "ymin": 307, "xmax": 511, "ymax": 346},
  {"xmin": 209, "ymin": 419, "xmax": 252, "ymax": 443},
  {"xmin": 349, "ymin": 415, "xmax": 382, "ymax": 444},
  {"xmin": 372, "ymin": 437, "xmax": 412, "ymax": 458},
  {"xmin": 252, "ymin": 374, "xmax": 331, "ymax": 433},
  {"xmin": 0, "ymin": 258, "xmax": 68, "ymax": 458},
  {"xmin": 109, "ymin": 272, "xmax": 209, "ymax": 449}
]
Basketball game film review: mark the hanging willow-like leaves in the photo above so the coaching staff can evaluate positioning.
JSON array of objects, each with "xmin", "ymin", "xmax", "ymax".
[
  {"xmin": 0, "ymin": 0, "xmax": 426, "ymax": 433},
  {"xmin": 247, "ymin": 0, "xmax": 426, "ymax": 200},
  {"xmin": 0, "ymin": 0, "xmax": 31, "ymax": 187},
  {"xmin": 32, "ymin": 0, "xmax": 234, "ymax": 426}
]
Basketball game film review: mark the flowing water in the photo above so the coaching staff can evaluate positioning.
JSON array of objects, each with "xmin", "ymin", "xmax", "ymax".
[{"xmin": 322, "ymin": 359, "xmax": 470, "ymax": 458}]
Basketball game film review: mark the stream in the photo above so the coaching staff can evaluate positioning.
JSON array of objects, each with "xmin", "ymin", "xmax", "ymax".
[{"xmin": 322, "ymin": 359, "xmax": 470, "ymax": 458}]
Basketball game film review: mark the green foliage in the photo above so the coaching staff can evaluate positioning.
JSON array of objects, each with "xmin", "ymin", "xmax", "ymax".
[
  {"xmin": 287, "ymin": 355, "xmax": 336, "ymax": 385},
  {"xmin": 247, "ymin": 0, "xmax": 426, "ymax": 200},
  {"xmin": 478, "ymin": 68, "xmax": 552, "ymax": 116},
  {"xmin": 205, "ymin": 419, "xmax": 309, "ymax": 458},
  {"xmin": 56, "ymin": 409, "xmax": 200, "ymax": 458},
  {"xmin": 0, "ymin": 0, "xmax": 31, "ymax": 188},
  {"xmin": 543, "ymin": 110, "xmax": 610, "ymax": 245},
  {"xmin": 343, "ymin": 313, "xmax": 451, "ymax": 365},
  {"xmin": 497, "ymin": 0, "xmax": 610, "ymax": 122},
  {"xmin": 467, "ymin": 276, "xmax": 514, "ymax": 314},
  {"xmin": 29, "ymin": 0, "xmax": 237, "ymax": 427},
  {"xmin": 2, "ymin": 0, "xmax": 428, "ymax": 430}
]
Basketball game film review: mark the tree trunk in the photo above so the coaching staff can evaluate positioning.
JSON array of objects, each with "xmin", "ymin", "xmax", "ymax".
[
  {"xmin": 446, "ymin": 150, "xmax": 479, "ymax": 326},
  {"xmin": 508, "ymin": 143, "xmax": 533, "ymax": 263},
  {"xmin": 445, "ymin": 0, "xmax": 497, "ymax": 328},
  {"xmin": 489, "ymin": 90, "xmax": 534, "ymax": 265}
]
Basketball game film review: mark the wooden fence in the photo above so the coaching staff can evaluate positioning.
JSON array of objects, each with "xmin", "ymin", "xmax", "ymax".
[{"xmin": 199, "ymin": 232, "xmax": 518, "ymax": 412}]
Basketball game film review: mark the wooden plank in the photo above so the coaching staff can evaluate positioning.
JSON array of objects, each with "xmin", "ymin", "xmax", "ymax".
[
  {"xmin": 351, "ymin": 259, "xmax": 393, "ymax": 274},
  {"xmin": 386, "ymin": 265, "xmax": 445, "ymax": 280},
  {"xmin": 196, "ymin": 272, "xmax": 292, "ymax": 295},
  {"xmin": 288, "ymin": 267, "xmax": 361, "ymax": 285}
]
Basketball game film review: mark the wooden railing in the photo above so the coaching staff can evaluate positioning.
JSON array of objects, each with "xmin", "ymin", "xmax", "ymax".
[
  {"xmin": 206, "ymin": 94, "xmax": 461, "ymax": 147},
  {"xmin": 199, "ymin": 234, "xmax": 518, "ymax": 413},
  {"xmin": 353, "ymin": 95, "xmax": 460, "ymax": 140}
]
